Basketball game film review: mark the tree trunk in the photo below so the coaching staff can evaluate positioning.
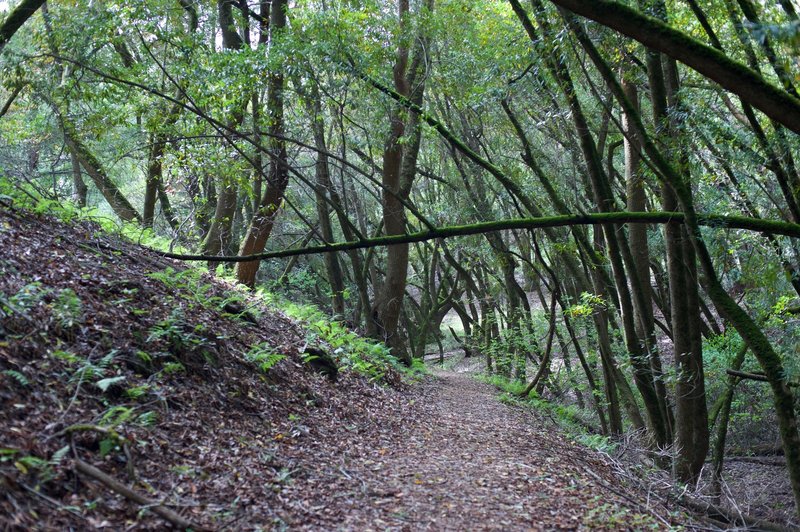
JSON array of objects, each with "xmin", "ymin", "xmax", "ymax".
[
  {"xmin": 143, "ymin": 134, "xmax": 162, "ymax": 228},
  {"xmin": 371, "ymin": 0, "xmax": 434, "ymax": 364},
  {"xmin": 69, "ymin": 148, "xmax": 87, "ymax": 208},
  {"xmin": 710, "ymin": 345, "xmax": 747, "ymax": 499},
  {"xmin": 234, "ymin": 0, "xmax": 289, "ymax": 288},
  {"xmin": 0, "ymin": 0, "xmax": 46, "ymax": 53},
  {"xmin": 635, "ymin": 4, "xmax": 708, "ymax": 481},
  {"xmin": 567, "ymin": 15, "xmax": 800, "ymax": 514},
  {"xmin": 55, "ymin": 108, "xmax": 141, "ymax": 223},
  {"xmin": 201, "ymin": 0, "xmax": 247, "ymax": 260},
  {"xmin": 518, "ymin": 0, "xmax": 669, "ymax": 445},
  {"xmin": 307, "ymin": 83, "xmax": 346, "ymax": 316}
]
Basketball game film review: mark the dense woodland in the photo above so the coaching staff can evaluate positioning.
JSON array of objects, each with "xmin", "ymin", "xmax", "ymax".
[{"xmin": 2, "ymin": 0, "xmax": 800, "ymax": 527}]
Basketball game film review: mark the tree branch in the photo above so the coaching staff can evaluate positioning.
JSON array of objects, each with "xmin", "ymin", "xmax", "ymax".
[
  {"xmin": 544, "ymin": 0, "xmax": 800, "ymax": 135},
  {"xmin": 150, "ymin": 211, "xmax": 800, "ymax": 263},
  {"xmin": 75, "ymin": 460, "xmax": 199, "ymax": 530},
  {"xmin": 0, "ymin": 0, "xmax": 46, "ymax": 53}
]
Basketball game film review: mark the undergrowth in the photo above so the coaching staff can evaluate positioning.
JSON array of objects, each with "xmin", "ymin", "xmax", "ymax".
[
  {"xmin": 0, "ymin": 180, "xmax": 191, "ymax": 255},
  {"xmin": 3, "ymin": 183, "xmax": 427, "ymax": 386},
  {"xmin": 143, "ymin": 264, "xmax": 426, "ymax": 384},
  {"xmin": 477, "ymin": 373, "xmax": 617, "ymax": 454},
  {"xmin": 257, "ymin": 289, "xmax": 427, "ymax": 383}
]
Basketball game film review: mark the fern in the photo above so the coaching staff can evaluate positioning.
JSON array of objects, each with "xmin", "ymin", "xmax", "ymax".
[
  {"xmin": 50, "ymin": 445, "xmax": 71, "ymax": 466},
  {"xmin": 99, "ymin": 405, "xmax": 135, "ymax": 428},
  {"xmin": 245, "ymin": 343, "xmax": 286, "ymax": 373},
  {"xmin": 136, "ymin": 411, "xmax": 158, "ymax": 427},
  {"xmin": 3, "ymin": 369, "xmax": 29, "ymax": 387}
]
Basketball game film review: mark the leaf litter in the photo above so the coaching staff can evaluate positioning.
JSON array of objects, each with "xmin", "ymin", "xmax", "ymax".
[{"xmin": 0, "ymin": 207, "xmax": 694, "ymax": 530}]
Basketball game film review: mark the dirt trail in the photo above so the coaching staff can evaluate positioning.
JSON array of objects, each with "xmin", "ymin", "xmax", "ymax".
[{"xmin": 293, "ymin": 372, "xmax": 678, "ymax": 531}]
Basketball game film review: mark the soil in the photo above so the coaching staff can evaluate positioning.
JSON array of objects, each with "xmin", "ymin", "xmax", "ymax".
[{"xmin": 0, "ymin": 205, "xmax": 792, "ymax": 530}]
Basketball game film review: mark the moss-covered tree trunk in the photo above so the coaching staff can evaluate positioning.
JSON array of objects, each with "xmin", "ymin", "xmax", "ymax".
[
  {"xmin": 55, "ymin": 109, "xmax": 141, "ymax": 224},
  {"xmin": 516, "ymin": 0, "xmax": 670, "ymax": 446}
]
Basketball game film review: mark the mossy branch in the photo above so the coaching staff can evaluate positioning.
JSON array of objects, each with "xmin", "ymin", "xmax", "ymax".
[
  {"xmin": 0, "ymin": 0, "xmax": 46, "ymax": 53},
  {"xmin": 155, "ymin": 211, "xmax": 800, "ymax": 263},
  {"xmin": 547, "ymin": 0, "xmax": 800, "ymax": 135}
]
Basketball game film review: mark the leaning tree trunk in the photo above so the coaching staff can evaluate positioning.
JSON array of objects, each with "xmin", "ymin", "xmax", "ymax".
[
  {"xmin": 53, "ymin": 106, "xmax": 141, "ymax": 223},
  {"xmin": 0, "ymin": 0, "xmax": 46, "ymax": 53},
  {"xmin": 565, "ymin": 14, "xmax": 800, "ymax": 514},
  {"xmin": 512, "ymin": 0, "xmax": 670, "ymax": 446}
]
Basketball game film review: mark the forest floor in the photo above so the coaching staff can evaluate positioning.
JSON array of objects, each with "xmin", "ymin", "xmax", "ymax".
[
  {"xmin": 313, "ymin": 370, "xmax": 687, "ymax": 530},
  {"xmin": 0, "ymin": 205, "xmax": 788, "ymax": 530}
]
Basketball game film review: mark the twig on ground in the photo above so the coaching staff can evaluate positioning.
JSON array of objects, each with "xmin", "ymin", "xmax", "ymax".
[
  {"xmin": 19, "ymin": 482, "xmax": 88, "ymax": 521},
  {"xmin": 581, "ymin": 465, "xmax": 672, "ymax": 528},
  {"xmin": 75, "ymin": 460, "xmax": 200, "ymax": 530},
  {"xmin": 601, "ymin": 440, "xmax": 793, "ymax": 531}
]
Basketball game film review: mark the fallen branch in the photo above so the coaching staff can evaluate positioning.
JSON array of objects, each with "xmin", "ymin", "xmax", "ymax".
[
  {"xmin": 581, "ymin": 465, "xmax": 673, "ymax": 528},
  {"xmin": 597, "ymin": 437, "xmax": 794, "ymax": 531},
  {"xmin": 677, "ymin": 492, "xmax": 793, "ymax": 532},
  {"xmin": 19, "ymin": 482, "xmax": 88, "ymax": 521},
  {"xmin": 57, "ymin": 424, "xmax": 123, "ymax": 440},
  {"xmin": 727, "ymin": 369, "xmax": 769, "ymax": 382},
  {"xmin": 723, "ymin": 455, "xmax": 786, "ymax": 467},
  {"xmin": 75, "ymin": 460, "xmax": 197, "ymax": 530},
  {"xmin": 727, "ymin": 444, "xmax": 785, "ymax": 457}
]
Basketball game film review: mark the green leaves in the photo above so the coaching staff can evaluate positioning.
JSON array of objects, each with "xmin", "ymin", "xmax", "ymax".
[
  {"xmin": 245, "ymin": 342, "xmax": 286, "ymax": 373},
  {"xmin": 2, "ymin": 369, "xmax": 29, "ymax": 387},
  {"xmin": 96, "ymin": 375, "xmax": 126, "ymax": 392}
]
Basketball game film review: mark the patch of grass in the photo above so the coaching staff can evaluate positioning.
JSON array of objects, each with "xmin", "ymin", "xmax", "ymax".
[{"xmin": 476, "ymin": 373, "xmax": 530, "ymax": 396}]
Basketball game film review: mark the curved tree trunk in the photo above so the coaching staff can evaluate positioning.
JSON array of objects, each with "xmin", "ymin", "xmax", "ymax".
[{"xmin": 567, "ymin": 15, "xmax": 800, "ymax": 513}]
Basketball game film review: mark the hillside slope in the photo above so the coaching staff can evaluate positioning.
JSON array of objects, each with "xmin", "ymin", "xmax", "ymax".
[
  {"xmin": 0, "ymin": 206, "xmax": 412, "ymax": 529},
  {"xmin": 1, "ymin": 206, "xmax": 689, "ymax": 530}
]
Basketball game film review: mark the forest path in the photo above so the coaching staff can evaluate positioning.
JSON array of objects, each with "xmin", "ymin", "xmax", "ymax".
[{"xmin": 299, "ymin": 372, "xmax": 675, "ymax": 531}]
